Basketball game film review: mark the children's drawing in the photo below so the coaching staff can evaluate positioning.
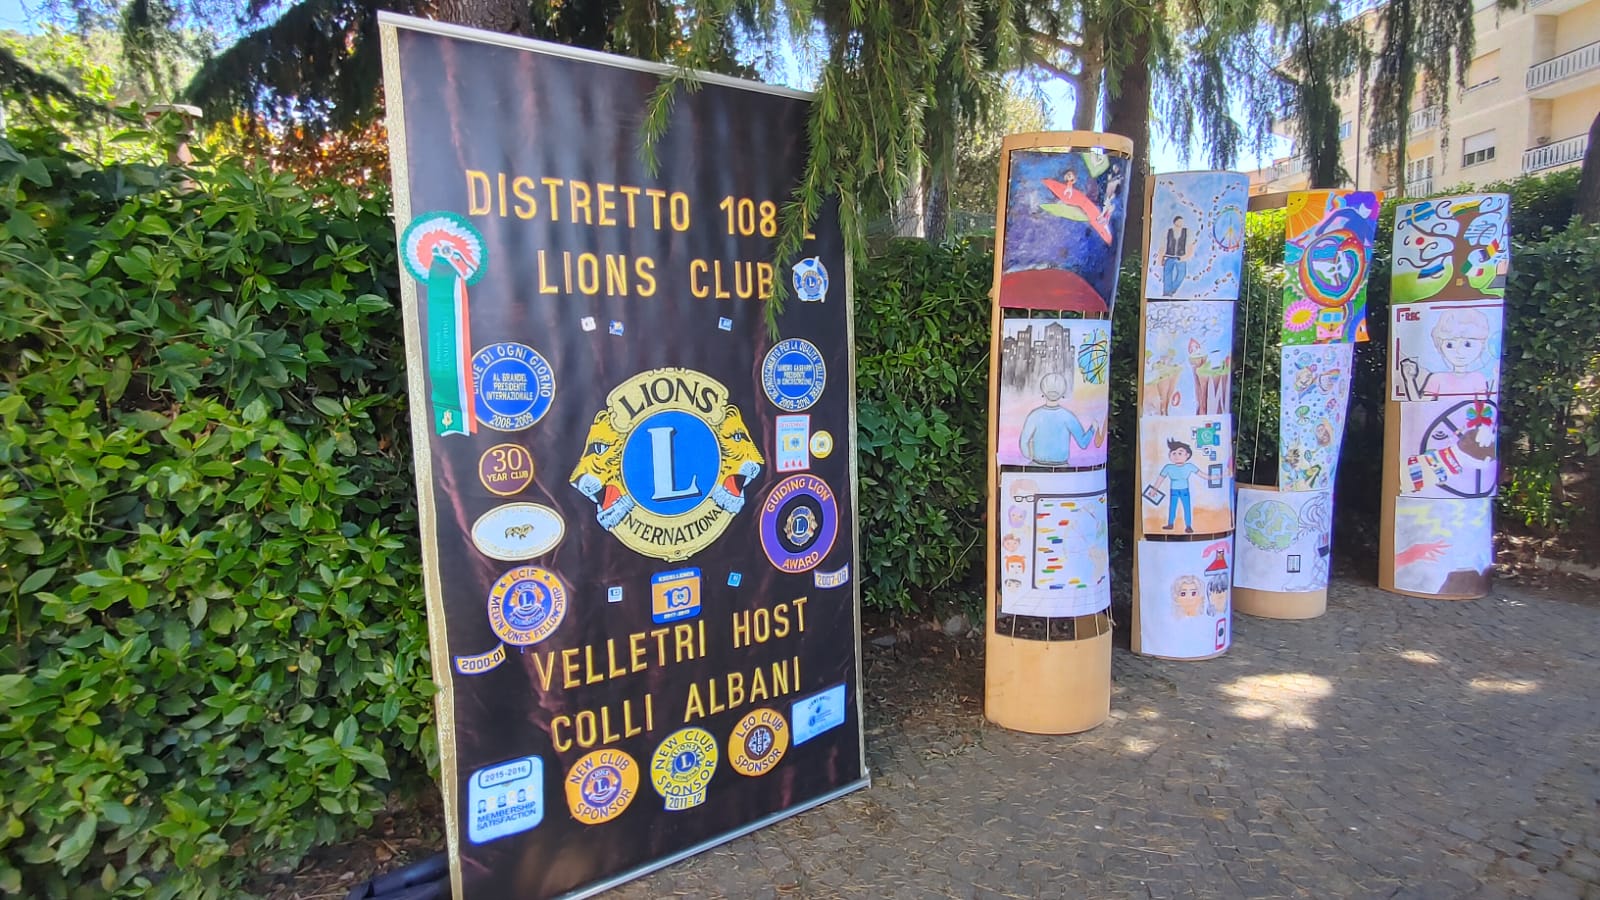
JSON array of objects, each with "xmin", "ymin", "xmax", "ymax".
[
  {"xmin": 1279, "ymin": 343, "xmax": 1352, "ymax": 492},
  {"xmin": 1000, "ymin": 148, "xmax": 1132, "ymax": 313},
  {"xmin": 1138, "ymin": 415, "xmax": 1234, "ymax": 536},
  {"xmin": 997, "ymin": 317, "xmax": 1110, "ymax": 467},
  {"xmin": 1280, "ymin": 190, "xmax": 1380, "ymax": 345},
  {"xmin": 1144, "ymin": 172, "xmax": 1249, "ymax": 301},
  {"xmin": 1234, "ymin": 487, "xmax": 1333, "ymax": 593},
  {"xmin": 1391, "ymin": 194, "xmax": 1510, "ymax": 304},
  {"xmin": 1390, "ymin": 300, "xmax": 1503, "ymax": 402},
  {"xmin": 1397, "ymin": 398, "xmax": 1499, "ymax": 498},
  {"xmin": 1137, "ymin": 538, "xmax": 1233, "ymax": 659},
  {"xmin": 1142, "ymin": 301, "xmax": 1234, "ymax": 416},
  {"xmin": 1393, "ymin": 497, "xmax": 1493, "ymax": 597},
  {"xmin": 999, "ymin": 471, "xmax": 1110, "ymax": 617}
]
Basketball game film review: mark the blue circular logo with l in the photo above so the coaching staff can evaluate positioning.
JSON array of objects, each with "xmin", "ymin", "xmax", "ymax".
[{"xmin": 621, "ymin": 409, "xmax": 721, "ymax": 517}]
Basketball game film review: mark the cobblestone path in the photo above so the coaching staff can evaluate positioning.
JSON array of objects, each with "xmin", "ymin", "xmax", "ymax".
[{"xmin": 613, "ymin": 579, "xmax": 1600, "ymax": 899}]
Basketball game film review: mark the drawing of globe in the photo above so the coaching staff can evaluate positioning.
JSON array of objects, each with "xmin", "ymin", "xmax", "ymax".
[{"xmin": 1243, "ymin": 500, "xmax": 1298, "ymax": 551}]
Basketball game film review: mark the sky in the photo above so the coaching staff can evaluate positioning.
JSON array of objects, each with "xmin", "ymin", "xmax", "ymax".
[{"xmin": 0, "ymin": 0, "xmax": 32, "ymax": 30}]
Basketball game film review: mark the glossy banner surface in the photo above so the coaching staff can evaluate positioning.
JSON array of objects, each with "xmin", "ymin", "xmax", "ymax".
[{"xmin": 382, "ymin": 16, "xmax": 866, "ymax": 898}]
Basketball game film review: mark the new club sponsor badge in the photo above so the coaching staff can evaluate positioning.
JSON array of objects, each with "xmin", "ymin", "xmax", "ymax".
[
  {"xmin": 761, "ymin": 339, "xmax": 826, "ymax": 411},
  {"xmin": 565, "ymin": 748, "xmax": 639, "ymax": 825},
  {"xmin": 455, "ymin": 565, "xmax": 568, "ymax": 674},
  {"xmin": 728, "ymin": 708, "xmax": 790, "ymax": 777},
  {"xmin": 470, "ymin": 503, "xmax": 565, "ymax": 561},
  {"xmin": 760, "ymin": 474, "xmax": 839, "ymax": 573},
  {"xmin": 650, "ymin": 727, "xmax": 718, "ymax": 811},
  {"xmin": 570, "ymin": 368, "xmax": 764, "ymax": 562},
  {"xmin": 478, "ymin": 443, "xmax": 535, "ymax": 496},
  {"xmin": 650, "ymin": 568, "xmax": 702, "ymax": 624},
  {"xmin": 473, "ymin": 342, "xmax": 555, "ymax": 432},
  {"xmin": 791, "ymin": 257, "xmax": 829, "ymax": 303}
]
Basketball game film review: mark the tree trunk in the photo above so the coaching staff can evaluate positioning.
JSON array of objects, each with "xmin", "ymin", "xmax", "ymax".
[
  {"xmin": 1577, "ymin": 110, "xmax": 1600, "ymax": 223},
  {"xmin": 435, "ymin": 0, "xmax": 526, "ymax": 33},
  {"xmin": 1073, "ymin": 30, "xmax": 1104, "ymax": 131},
  {"xmin": 1391, "ymin": 0, "xmax": 1414, "ymax": 196},
  {"xmin": 924, "ymin": 170, "xmax": 950, "ymax": 243},
  {"xmin": 1104, "ymin": 25, "xmax": 1151, "ymax": 261}
]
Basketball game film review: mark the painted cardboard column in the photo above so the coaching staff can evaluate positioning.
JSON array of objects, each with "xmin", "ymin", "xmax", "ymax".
[
  {"xmin": 1379, "ymin": 194, "xmax": 1510, "ymax": 599},
  {"xmin": 1131, "ymin": 172, "xmax": 1249, "ymax": 660},
  {"xmin": 985, "ymin": 131, "xmax": 1132, "ymax": 734},
  {"xmin": 1234, "ymin": 190, "xmax": 1381, "ymax": 619}
]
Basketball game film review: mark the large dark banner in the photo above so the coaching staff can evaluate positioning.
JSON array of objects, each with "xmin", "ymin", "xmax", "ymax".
[{"xmin": 379, "ymin": 15, "xmax": 867, "ymax": 898}]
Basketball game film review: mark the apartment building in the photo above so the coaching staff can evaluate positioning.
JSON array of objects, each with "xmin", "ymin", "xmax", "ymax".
[{"xmin": 1248, "ymin": 0, "xmax": 1599, "ymax": 196}]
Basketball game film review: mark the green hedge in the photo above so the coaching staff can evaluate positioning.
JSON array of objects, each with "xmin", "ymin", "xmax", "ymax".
[
  {"xmin": 854, "ymin": 239, "xmax": 992, "ymax": 612},
  {"xmin": 0, "ymin": 134, "xmax": 434, "ymax": 897}
]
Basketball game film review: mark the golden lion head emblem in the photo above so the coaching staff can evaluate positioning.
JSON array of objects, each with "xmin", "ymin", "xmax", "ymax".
[
  {"xmin": 569, "ymin": 410, "xmax": 633, "ymax": 530},
  {"xmin": 710, "ymin": 404, "xmax": 765, "ymax": 514}
]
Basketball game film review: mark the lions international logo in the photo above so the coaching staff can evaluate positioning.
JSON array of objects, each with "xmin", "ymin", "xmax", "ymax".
[{"xmin": 570, "ymin": 368, "xmax": 764, "ymax": 562}]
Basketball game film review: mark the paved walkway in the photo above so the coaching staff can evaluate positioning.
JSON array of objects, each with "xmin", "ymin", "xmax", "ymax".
[{"xmin": 614, "ymin": 579, "xmax": 1600, "ymax": 899}]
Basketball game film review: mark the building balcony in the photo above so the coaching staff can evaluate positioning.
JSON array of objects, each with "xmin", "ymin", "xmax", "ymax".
[
  {"xmin": 1522, "ymin": 133, "xmax": 1589, "ymax": 174},
  {"xmin": 1407, "ymin": 106, "xmax": 1441, "ymax": 136},
  {"xmin": 1404, "ymin": 177, "xmax": 1435, "ymax": 197},
  {"xmin": 1527, "ymin": 41, "xmax": 1600, "ymax": 93}
]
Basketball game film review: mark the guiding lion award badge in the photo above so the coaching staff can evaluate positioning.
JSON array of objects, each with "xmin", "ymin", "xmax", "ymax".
[
  {"xmin": 570, "ymin": 368, "xmax": 764, "ymax": 562},
  {"xmin": 650, "ymin": 727, "xmax": 719, "ymax": 811},
  {"xmin": 760, "ymin": 474, "xmax": 839, "ymax": 573}
]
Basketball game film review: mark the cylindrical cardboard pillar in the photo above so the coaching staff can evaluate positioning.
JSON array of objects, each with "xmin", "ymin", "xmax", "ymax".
[
  {"xmin": 1129, "ymin": 171, "xmax": 1249, "ymax": 661},
  {"xmin": 1378, "ymin": 194, "xmax": 1509, "ymax": 600},
  {"xmin": 984, "ymin": 131, "xmax": 1132, "ymax": 734},
  {"xmin": 986, "ymin": 617, "xmax": 1112, "ymax": 734},
  {"xmin": 1232, "ymin": 189, "xmax": 1381, "ymax": 619}
]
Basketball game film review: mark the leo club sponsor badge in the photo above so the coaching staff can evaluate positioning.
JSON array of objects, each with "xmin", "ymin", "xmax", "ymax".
[
  {"xmin": 728, "ymin": 708, "xmax": 790, "ymax": 777},
  {"xmin": 650, "ymin": 727, "xmax": 719, "ymax": 811},
  {"xmin": 569, "ymin": 368, "xmax": 763, "ymax": 562}
]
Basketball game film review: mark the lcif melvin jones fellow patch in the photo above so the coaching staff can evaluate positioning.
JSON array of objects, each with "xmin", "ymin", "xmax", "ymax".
[
  {"xmin": 565, "ymin": 748, "xmax": 639, "ymax": 825},
  {"xmin": 455, "ymin": 565, "xmax": 568, "ymax": 675},
  {"xmin": 760, "ymin": 338, "xmax": 826, "ymax": 412},
  {"xmin": 487, "ymin": 565, "xmax": 567, "ymax": 646},
  {"xmin": 401, "ymin": 211, "xmax": 487, "ymax": 437},
  {"xmin": 728, "ymin": 708, "xmax": 790, "ymax": 777},
  {"xmin": 570, "ymin": 368, "xmax": 764, "ymax": 562},
  {"xmin": 650, "ymin": 727, "xmax": 719, "ymax": 811},
  {"xmin": 760, "ymin": 474, "xmax": 840, "ymax": 573}
]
